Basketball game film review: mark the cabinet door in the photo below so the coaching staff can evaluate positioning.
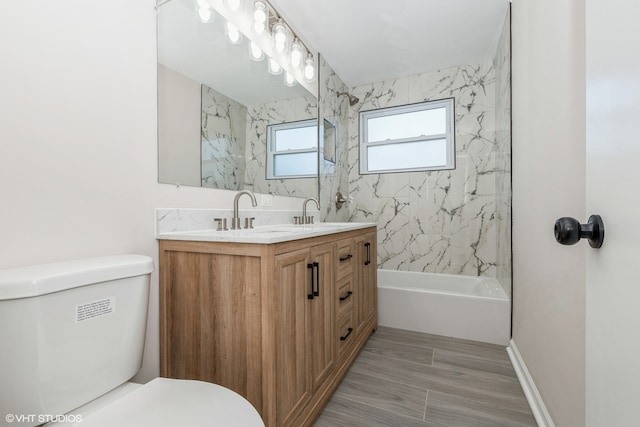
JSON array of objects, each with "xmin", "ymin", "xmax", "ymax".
[
  {"xmin": 355, "ymin": 232, "xmax": 377, "ymax": 331},
  {"xmin": 308, "ymin": 242, "xmax": 336, "ymax": 392},
  {"xmin": 274, "ymin": 248, "xmax": 312, "ymax": 426}
]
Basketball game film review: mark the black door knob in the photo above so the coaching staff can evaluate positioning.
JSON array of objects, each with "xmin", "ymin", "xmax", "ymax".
[{"xmin": 554, "ymin": 215, "xmax": 604, "ymax": 248}]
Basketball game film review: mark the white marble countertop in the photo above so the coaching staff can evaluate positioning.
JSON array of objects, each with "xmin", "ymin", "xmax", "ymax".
[{"xmin": 157, "ymin": 222, "xmax": 377, "ymax": 244}]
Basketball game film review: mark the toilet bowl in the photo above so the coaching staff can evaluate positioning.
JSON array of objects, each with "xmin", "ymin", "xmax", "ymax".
[
  {"xmin": 0, "ymin": 255, "xmax": 264, "ymax": 427},
  {"xmin": 47, "ymin": 378, "xmax": 262, "ymax": 427}
]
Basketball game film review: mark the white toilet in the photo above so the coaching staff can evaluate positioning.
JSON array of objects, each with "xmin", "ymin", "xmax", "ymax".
[{"xmin": 0, "ymin": 255, "xmax": 264, "ymax": 427}]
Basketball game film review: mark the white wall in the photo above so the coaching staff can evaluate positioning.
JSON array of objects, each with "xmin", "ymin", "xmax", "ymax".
[
  {"xmin": 512, "ymin": 1, "xmax": 586, "ymax": 426},
  {"xmin": 0, "ymin": 0, "xmax": 303, "ymax": 382}
]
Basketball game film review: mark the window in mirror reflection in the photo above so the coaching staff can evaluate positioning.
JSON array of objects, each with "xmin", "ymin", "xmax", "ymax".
[{"xmin": 266, "ymin": 119, "xmax": 318, "ymax": 179}]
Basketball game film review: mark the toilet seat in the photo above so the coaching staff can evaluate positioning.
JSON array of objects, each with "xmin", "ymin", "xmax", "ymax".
[{"xmin": 76, "ymin": 378, "xmax": 264, "ymax": 427}]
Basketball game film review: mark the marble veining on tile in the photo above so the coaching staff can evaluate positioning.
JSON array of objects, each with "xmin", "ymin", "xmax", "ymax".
[
  {"xmin": 200, "ymin": 82, "xmax": 318, "ymax": 199},
  {"xmin": 319, "ymin": 55, "xmax": 350, "ymax": 222},
  {"xmin": 155, "ymin": 208, "xmax": 319, "ymax": 234},
  {"xmin": 245, "ymin": 95, "xmax": 318, "ymax": 198},
  {"xmin": 342, "ymin": 15, "xmax": 511, "ymax": 289},
  {"xmin": 201, "ymin": 84, "xmax": 247, "ymax": 191}
]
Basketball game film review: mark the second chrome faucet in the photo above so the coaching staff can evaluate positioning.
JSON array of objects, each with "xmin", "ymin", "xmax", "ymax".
[{"xmin": 295, "ymin": 198, "xmax": 320, "ymax": 225}]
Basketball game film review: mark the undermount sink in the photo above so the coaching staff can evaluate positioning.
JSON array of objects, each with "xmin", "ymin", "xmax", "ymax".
[{"xmin": 249, "ymin": 226, "xmax": 305, "ymax": 233}]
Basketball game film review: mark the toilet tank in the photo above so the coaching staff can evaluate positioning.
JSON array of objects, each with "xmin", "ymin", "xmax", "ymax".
[{"xmin": 0, "ymin": 255, "xmax": 153, "ymax": 424}]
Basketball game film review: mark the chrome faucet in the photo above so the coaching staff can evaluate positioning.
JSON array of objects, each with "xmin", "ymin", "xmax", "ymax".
[
  {"xmin": 299, "ymin": 198, "xmax": 320, "ymax": 225},
  {"xmin": 232, "ymin": 190, "xmax": 257, "ymax": 230}
]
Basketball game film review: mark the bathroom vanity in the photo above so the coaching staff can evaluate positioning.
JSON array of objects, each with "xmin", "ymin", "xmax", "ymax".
[{"xmin": 158, "ymin": 223, "xmax": 377, "ymax": 427}]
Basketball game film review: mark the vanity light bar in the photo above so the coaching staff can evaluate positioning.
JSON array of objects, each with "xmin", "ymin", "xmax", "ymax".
[
  {"xmin": 196, "ymin": 0, "xmax": 316, "ymax": 88},
  {"xmin": 256, "ymin": 0, "xmax": 315, "ymax": 82}
]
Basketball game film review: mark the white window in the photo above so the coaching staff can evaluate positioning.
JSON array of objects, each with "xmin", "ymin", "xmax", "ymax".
[
  {"xmin": 266, "ymin": 119, "xmax": 318, "ymax": 179},
  {"xmin": 359, "ymin": 98, "xmax": 455, "ymax": 174}
]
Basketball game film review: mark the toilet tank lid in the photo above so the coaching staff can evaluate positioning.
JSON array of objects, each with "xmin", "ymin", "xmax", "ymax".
[{"xmin": 0, "ymin": 255, "xmax": 154, "ymax": 300}]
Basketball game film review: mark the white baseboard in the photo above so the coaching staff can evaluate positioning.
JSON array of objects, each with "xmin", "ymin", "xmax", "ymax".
[{"xmin": 507, "ymin": 339, "xmax": 555, "ymax": 427}]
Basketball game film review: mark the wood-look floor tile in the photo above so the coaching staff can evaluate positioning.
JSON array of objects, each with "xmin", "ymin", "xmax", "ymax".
[
  {"xmin": 317, "ymin": 327, "xmax": 536, "ymax": 426},
  {"xmin": 364, "ymin": 333, "xmax": 435, "ymax": 365},
  {"xmin": 349, "ymin": 350, "xmax": 431, "ymax": 389},
  {"xmin": 375, "ymin": 326, "xmax": 509, "ymax": 362},
  {"xmin": 424, "ymin": 390, "xmax": 537, "ymax": 427},
  {"xmin": 432, "ymin": 348, "xmax": 519, "ymax": 383},
  {"xmin": 314, "ymin": 395, "xmax": 432, "ymax": 427},
  {"xmin": 419, "ymin": 362, "xmax": 529, "ymax": 410},
  {"xmin": 333, "ymin": 370, "xmax": 428, "ymax": 420}
]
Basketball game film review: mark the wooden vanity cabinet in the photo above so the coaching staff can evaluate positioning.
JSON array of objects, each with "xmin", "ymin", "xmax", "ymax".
[{"xmin": 159, "ymin": 227, "xmax": 377, "ymax": 427}]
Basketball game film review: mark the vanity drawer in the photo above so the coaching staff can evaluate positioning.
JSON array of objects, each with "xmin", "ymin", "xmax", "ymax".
[
  {"xmin": 337, "ymin": 311, "xmax": 356, "ymax": 361},
  {"xmin": 336, "ymin": 275, "xmax": 354, "ymax": 317},
  {"xmin": 336, "ymin": 238, "xmax": 354, "ymax": 280}
]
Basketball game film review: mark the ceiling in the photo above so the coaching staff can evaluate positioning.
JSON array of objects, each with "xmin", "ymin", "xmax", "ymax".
[{"xmin": 270, "ymin": 0, "xmax": 510, "ymax": 87}]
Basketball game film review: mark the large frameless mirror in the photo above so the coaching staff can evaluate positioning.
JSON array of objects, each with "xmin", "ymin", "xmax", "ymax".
[{"xmin": 156, "ymin": 0, "xmax": 318, "ymax": 199}]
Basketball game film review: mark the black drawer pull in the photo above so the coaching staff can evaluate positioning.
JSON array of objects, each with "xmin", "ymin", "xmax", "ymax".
[
  {"xmin": 364, "ymin": 242, "xmax": 371, "ymax": 265},
  {"xmin": 340, "ymin": 327, "xmax": 353, "ymax": 341},
  {"xmin": 339, "ymin": 254, "xmax": 353, "ymax": 262},
  {"xmin": 307, "ymin": 263, "xmax": 314, "ymax": 300},
  {"xmin": 313, "ymin": 262, "xmax": 320, "ymax": 297},
  {"xmin": 339, "ymin": 291, "xmax": 353, "ymax": 301}
]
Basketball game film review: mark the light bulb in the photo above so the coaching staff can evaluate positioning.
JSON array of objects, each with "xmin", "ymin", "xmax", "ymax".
[
  {"xmin": 249, "ymin": 42, "xmax": 264, "ymax": 61},
  {"xmin": 274, "ymin": 30, "xmax": 286, "ymax": 45},
  {"xmin": 253, "ymin": 22, "xmax": 265, "ymax": 34},
  {"xmin": 225, "ymin": 21, "xmax": 242, "ymax": 44},
  {"xmin": 197, "ymin": 7, "xmax": 214, "ymax": 23},
  {"xmin": 195, "ymin": 0, "xmax": 214, "ymax": 23},
  {"xmin": 290, "ymin": 40, "xmax": 304, "ymax": 68},
  {"xmin": 284, "ymin": 71, "xmax": 297, "ymax": 87},
  {"xmin": 272, "ymin": 20, "xmax": 288, "ymax": 53},
  {"xmin": 304, "ymin": 54, "xmax": 315, "ymax": 81},
  {"xmin": 268, "ymin": 58, "xmax": 282, "ymax": 75},
  {"xmin": 252, "ymin": 1, "xmax": 267, "ymax": 34},
  {"xmin": 253, "ymin": 1, "xmax": 267, "ymax": 23},
  {"xmin": 224, "ymin": 0, "xmax": 241, "ymax": 12}
]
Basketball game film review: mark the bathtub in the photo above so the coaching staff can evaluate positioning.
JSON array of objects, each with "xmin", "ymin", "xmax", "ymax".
[{"xmin": 377, "ymin": 269, "xmax": 510, "ymax": 346}]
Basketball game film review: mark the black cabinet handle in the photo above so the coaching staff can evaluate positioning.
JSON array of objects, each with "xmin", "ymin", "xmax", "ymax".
[
  {"xmin": 339, "ymin": 291, "xmax": 353, "ymax": 301},
  {"xmin": 554, "ymin": 215, "xmax": 604, "ymax": 248},
  {"xmin": 340, "ymin": 327, "xmax": 353, "ymax": 341},
  {"xmin": 364, "ymin": 243, "xmax": 371, "ymax": 265},
  {"xmin": 313, "ymin": 262, "xmax": 320, "ymax": 297},
  {"xmin": 307, "ymin": 263, "xmax": 314, "ymax": 300},
  {"xmin": 339, "ymin": 254, "xmax": 353, "ymax": 262}
]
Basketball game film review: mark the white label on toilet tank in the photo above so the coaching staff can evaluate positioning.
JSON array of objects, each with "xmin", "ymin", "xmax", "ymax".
[{"xmin": 75, "ymin": 297, "xmax": 116, "ymax": 322}]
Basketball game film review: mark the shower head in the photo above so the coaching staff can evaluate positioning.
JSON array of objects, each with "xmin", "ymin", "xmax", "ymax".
[{"xmin": 336, "ymin": 91, "xmax": 360, "ymax": 106}]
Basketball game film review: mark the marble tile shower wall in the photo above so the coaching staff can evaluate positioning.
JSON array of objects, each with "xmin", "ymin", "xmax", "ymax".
[
  {"xmin": 244, "ymin": 95, "xmax": 318, "ymax": 198},
  {"xmin": 201, "ymin": 85, "xmax": 247, "ymax": 190},
  {"xmin": 347, "ymin": 62, "xmax": 501, "ymax": 278},
  {"xmin": 319, "ymin": 55, "xmax": 350, "ymax": 222},
  {"xmin": 494, "ymin": 9, "xmax": 512, "ymax": 296}
]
